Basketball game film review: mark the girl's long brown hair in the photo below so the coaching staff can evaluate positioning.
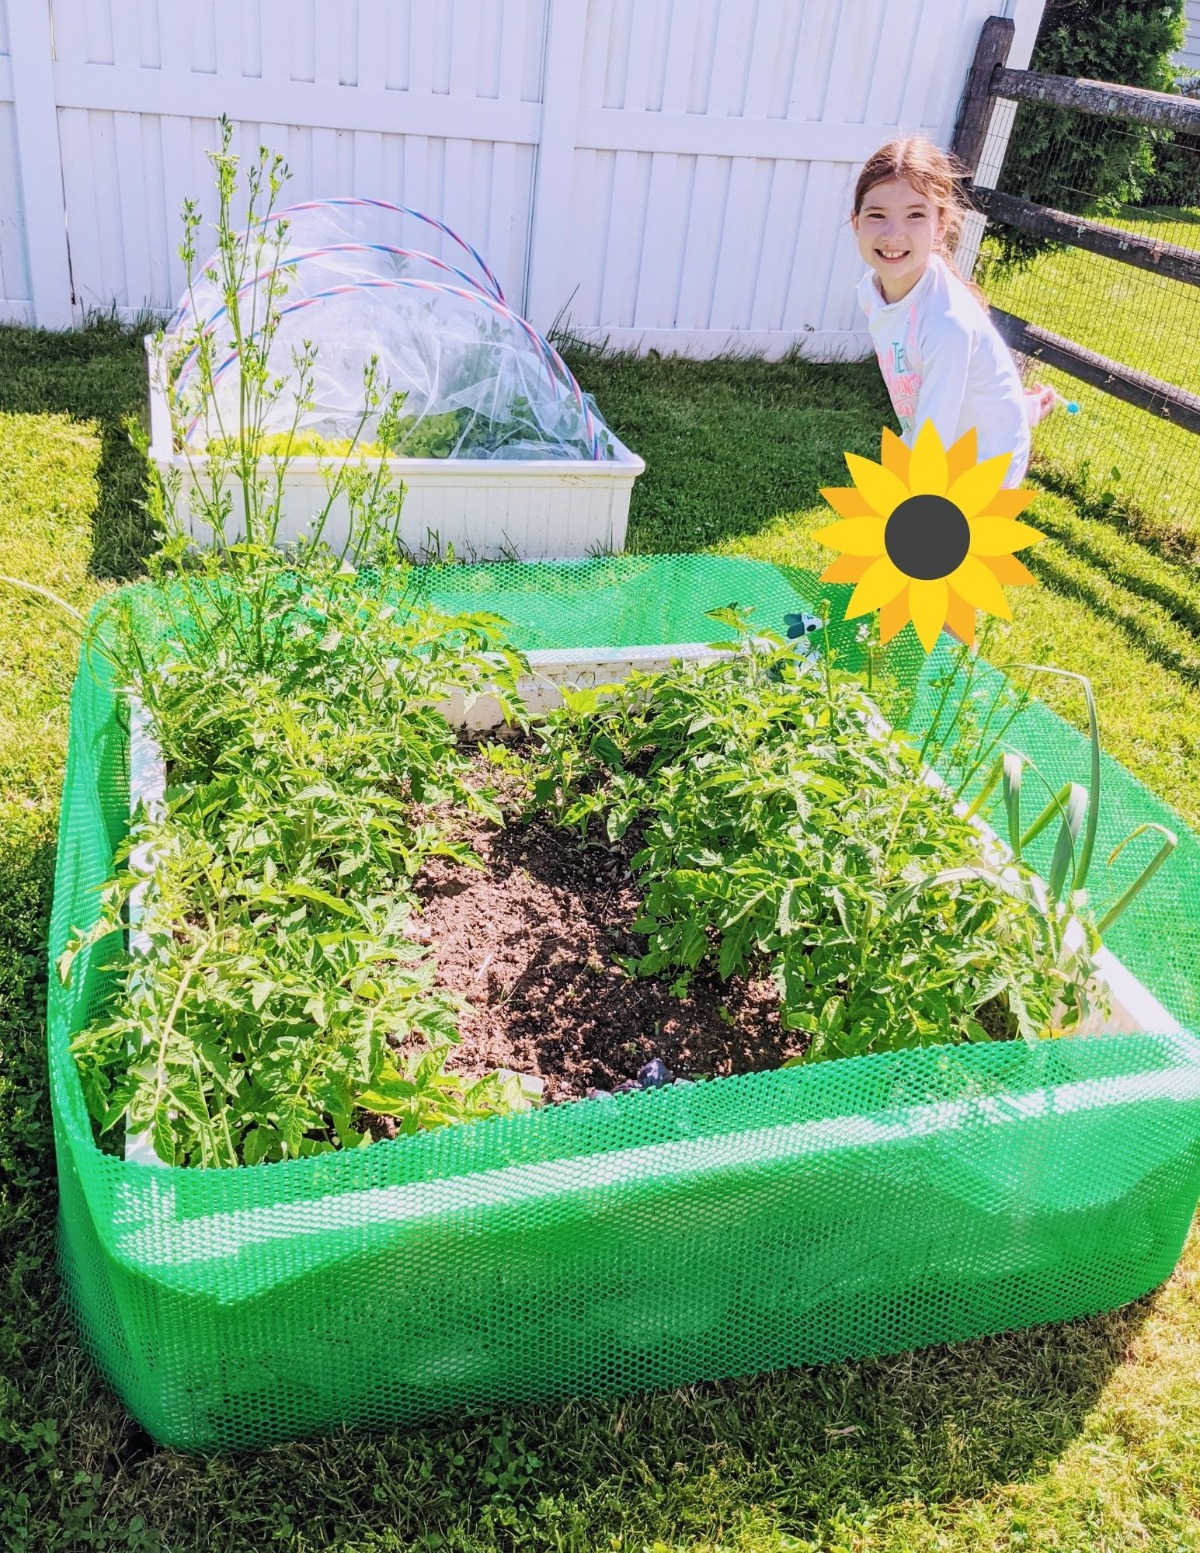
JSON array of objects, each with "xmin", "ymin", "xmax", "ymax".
[{"xmin": 853, "ymin": 135, "xmax": 988, "ymax": 308}]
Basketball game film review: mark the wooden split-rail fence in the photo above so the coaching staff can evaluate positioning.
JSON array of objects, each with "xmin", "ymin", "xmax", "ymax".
[{"xmin": 951, "ymin": 15, "xmax": 1200, "ymax": 438}]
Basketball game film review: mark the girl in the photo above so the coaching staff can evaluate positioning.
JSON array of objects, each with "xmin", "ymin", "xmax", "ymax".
[{"xmin": 850, "ymin": 135, "xmax": 1056, "ymax": 487}]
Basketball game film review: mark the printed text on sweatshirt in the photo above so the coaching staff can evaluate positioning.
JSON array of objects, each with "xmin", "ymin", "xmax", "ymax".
[{"xmin": 856, "ymin": 254, "xmax": 1031, "ymax": 489}]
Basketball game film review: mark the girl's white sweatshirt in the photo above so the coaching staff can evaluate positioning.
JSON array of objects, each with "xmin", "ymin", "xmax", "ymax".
[{"xmin": 856, "ymin": 253, "xmax": 1032, "ymax": 488}]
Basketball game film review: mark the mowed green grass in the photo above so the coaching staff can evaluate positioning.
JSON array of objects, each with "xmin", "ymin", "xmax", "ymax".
[
  {"xmin": 976, "ymin": 206, "xmax": 1200, "ymax": 549},
  {"xmin": 4, "ymin": 324, "xmax": 1200, "ymax": 1552},
  {"xmin": 981, "ymin": 207, "xmax": 1200, "ymax": 393}
]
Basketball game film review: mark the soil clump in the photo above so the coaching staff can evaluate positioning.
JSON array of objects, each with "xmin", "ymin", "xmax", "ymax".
[{"xmin": 411, "ymin": 750, "xmax": 794, "ymax": 1102}]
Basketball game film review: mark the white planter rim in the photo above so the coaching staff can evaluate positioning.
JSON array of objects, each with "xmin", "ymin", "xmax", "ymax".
[{"xmin": 145, "ymin": 332, "xmax": 645, "ymax": 561}]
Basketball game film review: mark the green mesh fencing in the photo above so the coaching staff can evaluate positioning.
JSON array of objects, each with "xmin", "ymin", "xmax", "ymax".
[{"xmin": 47, "ymin": 556, "xmax": 1200, "ymax": 1451}]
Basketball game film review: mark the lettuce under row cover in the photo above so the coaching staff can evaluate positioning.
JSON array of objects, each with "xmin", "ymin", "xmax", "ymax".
[{"xmin": 151, "ymin": 198, "xmax": 643, "ymax": 560}]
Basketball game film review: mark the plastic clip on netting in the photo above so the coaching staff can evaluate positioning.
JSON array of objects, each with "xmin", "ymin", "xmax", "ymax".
[{"xmin": 48, "ymin": 557, "xmax": 1200, "ymax": 1451}]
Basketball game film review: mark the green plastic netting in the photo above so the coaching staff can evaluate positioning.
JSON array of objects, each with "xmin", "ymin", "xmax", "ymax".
[{"xmin": 48, "ymin": 555, "xmax": 1200, "ymax": 1450}]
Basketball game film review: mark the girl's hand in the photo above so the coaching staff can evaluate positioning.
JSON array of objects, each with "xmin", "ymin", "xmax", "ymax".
[{"xmin": 1024, "ymin": 383, "xmax": 1057, "ymax": 426}]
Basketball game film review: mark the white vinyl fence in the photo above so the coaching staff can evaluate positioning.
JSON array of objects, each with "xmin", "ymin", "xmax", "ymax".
[
  {"xmin": 1, "ymin": 0, "xmax": 1044, "ymax": 357},
  {"xmin": 1177, "ymin": 0, "xmax": 1200, "ymax": 72}
]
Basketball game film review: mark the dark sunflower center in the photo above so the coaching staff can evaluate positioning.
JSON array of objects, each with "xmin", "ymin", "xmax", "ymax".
[{"xmin": 884, "ymin": 494, "xmax": 970, "ymax": 581}]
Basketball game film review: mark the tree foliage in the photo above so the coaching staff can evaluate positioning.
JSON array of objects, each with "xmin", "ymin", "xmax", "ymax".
[{"xmin": 987, "ymin": 0, "xmax": 1188, "ymax": 272}]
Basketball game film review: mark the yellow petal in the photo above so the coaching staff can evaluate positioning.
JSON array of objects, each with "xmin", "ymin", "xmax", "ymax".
[
  {"xmin": 844, "ymin": 453, "xmax": 911, "ymax": 518},
  {"xmin": 946, "ymin": 428, "xmax": 978, "ymax": 484},
  {"xmin": 819, "ymin": 554, "xmax": 874, "ymax": 584},
  {"xmin": 947, "ymin": 554, "xmax": 1013, "ymax": 619},
  {"xmin": 879, "ymin": 427, "xmax": 911, "ymax": 484},
  {"xmin": 946, "ymin": 451, "xmax": 1015, "ymax": 519},
  {"xmin": 968, "ymin": 517, "xmax": 1046, "ymax": 556},
  {"xmin": 812, "ymin": 517, "xmax": 888, "ymax": 556},
  {"xmin": 879, "ymin": 590, "xmax": 911, "ymax": 644},
  {"xmin": 908, "ymin": 420, "xmax": 949, "ymax": 497},
  {"xmin": 945, "ymin": 591, "xmax": 977, "ymax": 646},
  {"xmin": 988, "ymin": 554, "xmax": 1037, "ymax": 587},
  {"xmin": 979, "ymin": 487, "xmax": 1036, "ymax": 519},
  {"xmin": 820, "ymin": 486, "xmax": 876, "ymax": 519},
  {"xmin": 845, "ymin": 555, "xmax": 908, "ymax": 618},
  {"xmin": 909, "ymin": 577, "xmax": 949, "ymax": 653}
]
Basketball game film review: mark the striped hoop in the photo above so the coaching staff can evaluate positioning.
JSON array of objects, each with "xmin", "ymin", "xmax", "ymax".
[
  {"xmin": 171, "ymin": 243, "xmax": 492, "ymax": 379},
  {"xmin": 181, "ymin": 276, "xmax": 602, "ymax": 458}
]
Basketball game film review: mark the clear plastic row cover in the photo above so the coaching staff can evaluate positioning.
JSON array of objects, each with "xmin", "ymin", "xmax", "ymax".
[
  {"xmin": 167, "ymin": 199, "xmax": 614, "ymax": 461},
  {"xmin": 168, "ymin": 198, "xmax": 505, "ymax": 334}
]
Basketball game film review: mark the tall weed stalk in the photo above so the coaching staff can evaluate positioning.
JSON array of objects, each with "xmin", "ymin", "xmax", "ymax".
[{"xmin": 63, "ymin": 127, "xmax": 540, "ymax": 1166}]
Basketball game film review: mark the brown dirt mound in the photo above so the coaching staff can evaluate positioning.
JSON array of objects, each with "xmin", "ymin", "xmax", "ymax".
[{"xmin": 411, "ymin": 756, "xmax": 797, "ymax": 1102}]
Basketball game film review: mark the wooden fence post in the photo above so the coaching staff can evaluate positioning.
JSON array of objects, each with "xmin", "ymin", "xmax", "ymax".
[
  {"xmin": 951, "ymin": 15, "xmax": 1015, "ymax": 176},
  {"xmin": 523, "ymin": 0, "xmax": 588, "ymax": 333},
  {"xmin": 8, "ymin": 0, "xmax": 73, "ymax": 328},
  {"xmin": 950, "ymin": 14, "xmax": 1015, "ymax": 285}
]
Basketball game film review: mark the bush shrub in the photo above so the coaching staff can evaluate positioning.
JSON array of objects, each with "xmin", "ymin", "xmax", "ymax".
[{"xmin": 988, "ymin": 0, "xmax": 1188, "ymax": 272}]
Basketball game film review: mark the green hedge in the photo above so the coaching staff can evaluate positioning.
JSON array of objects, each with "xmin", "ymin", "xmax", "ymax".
[{"xmin": 990, "ymin": 0, "xmax": 1189, "ymax": 272}]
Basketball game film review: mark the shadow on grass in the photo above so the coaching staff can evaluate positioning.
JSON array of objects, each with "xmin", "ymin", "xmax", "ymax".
[
  {"xmin": 564, "ymin": 347, "xmax": 896, "ymax": 555},
  {"xmin": 1030, "ymin": 503, "xmax": 1200, "ymax": 643},
  {"xmin": 0, "ymin": 316, "xmax": 157, "ymax": 580},
  {"xmin": 43, "ymin": 1291, "xmax": 1158, "ymax": 1551},
  {"xmin": 1030, "ymin": 545, "xmax": 1200, "ymax": 691},
  {"xmin": 1033, "ymin": 454, "xmax": 1200, "ymax": 569},
  {"xmin": 0, "ymin": 827, "xmax": 59, "ymax": 1186},
  {"xmin": 351, "ymin": 1298, "xmax": 1156, "ymax": 1549}
]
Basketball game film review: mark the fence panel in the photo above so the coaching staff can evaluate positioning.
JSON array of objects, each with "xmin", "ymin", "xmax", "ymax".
[
  {"xmin": 953, "ymin": 17, "xmax": 1200, "ymax": 549},
  {"xmin": 6, "ymin": 0, "xmax": 74, "ymax": 326},
  {"xmin": 2, "ymin": 0, "xmax": 1045, "ymax": 357},
  {"xmin": 37, "ymin": 0, "xmax": 545, "ymax": 317},
  {"xmin": 557, "ymin": 0, "xmax": 1043, "ymax": 359},
  {"xmin": 0, "ymin": 0, "xmax": 35, "ymax": 324}
]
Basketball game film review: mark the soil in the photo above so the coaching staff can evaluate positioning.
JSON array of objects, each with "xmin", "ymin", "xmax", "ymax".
[{"xmin": 407, "ymin": 746, "xmax": 797, "ymax": 1104}]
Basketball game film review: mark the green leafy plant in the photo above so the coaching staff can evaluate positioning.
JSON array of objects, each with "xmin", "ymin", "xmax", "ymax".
[
  {"xmin": 519, "ymin": 613, "xmax": 1104, "ymax": 1062},
  {"xmin": 235, "ymin": 396, "xmax": 608, "ymax": 464},
  {"xmin": 60, "ymin": 125, "xmax": 541, "ymax": 1167},
  {"xmin": 157, "ymin": 120, "xmax": 410, "ymax": 559},
  {"xmin": 66, "ymin": 575, "xmax": 537, "ymax": 1167},
  {"xmin": 917, "ymin": 636, "xmax": 1177, "ymax": 995}
]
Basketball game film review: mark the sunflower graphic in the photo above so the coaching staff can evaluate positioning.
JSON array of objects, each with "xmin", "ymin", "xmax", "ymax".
[{"xmin": 814, "ymin": 422, "xmax": 1045, "ymax": 651}]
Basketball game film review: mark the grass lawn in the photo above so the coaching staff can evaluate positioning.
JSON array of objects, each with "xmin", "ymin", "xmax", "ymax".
[
  {"xmin": 979, "ymin": 211, "xmax": 1200, "ymax": 397},
  {"xmin": 973, "ymin": 207, "xmax": 1200, "ymax": 552},
  {"xmin": 4, "ymin": 322, "xmax": 1200, "ymax": 1553}
]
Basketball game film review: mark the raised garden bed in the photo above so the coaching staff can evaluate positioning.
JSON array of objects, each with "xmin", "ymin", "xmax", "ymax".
[
  {"xmin": 146, "ymin": 343, "xmax": 645, "ymax": 563},
  {"xmin": 48, "ymin": 134, "xmax": 1200, "ymax": 1448},
  {"xmin": 146, "ymin": 152, "xmax": 645, "ymax": 564},
  {"xmin": 46, "ymin": 595, "xmax": 1200, "ymax": 1451}
]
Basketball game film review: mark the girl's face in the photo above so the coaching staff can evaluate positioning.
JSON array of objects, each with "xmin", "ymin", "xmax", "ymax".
[{"xmin": 851, "ymin": 176, "xmax": 948, "ymax": 302}]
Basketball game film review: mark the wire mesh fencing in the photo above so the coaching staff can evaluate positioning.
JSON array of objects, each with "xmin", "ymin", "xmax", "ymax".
[{"xmin": 970, "ymin": 92, "xmax": 1200, "ymax": 549}]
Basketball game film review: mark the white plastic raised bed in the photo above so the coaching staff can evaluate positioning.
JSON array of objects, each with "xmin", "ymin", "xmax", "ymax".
[
  {"xmin": 123, "ymin": 642, "xmax": 1185, "ymax": 1165},
  {"xmin": 146, "ymin": 343, "xmax": 645, "ymax": 562}
]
